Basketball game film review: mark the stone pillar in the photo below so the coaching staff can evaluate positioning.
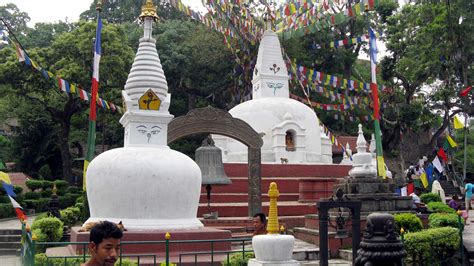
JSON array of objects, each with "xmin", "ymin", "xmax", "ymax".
[{"xmin": 248, "ymin": 147, "xmax": 262, "ymax": 216}]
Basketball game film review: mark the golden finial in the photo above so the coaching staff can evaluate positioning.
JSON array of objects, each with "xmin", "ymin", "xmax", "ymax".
[
  {"xmin": 52, "ymin": 184, "xmax": 57, "ymax": 196},
  {"xmin": 139, "ymin": 0, "xmax": 159, "ymax": 22},
  {"xmin": 96, "ymin": 0, "xmax": 103, "ymax": 12},
  {"xmin": 280, "ymin": 225, "xmax": 285, "ymax": 234},
  {"xmin": 26, "ymin": 225, "xmax": 31, "ymax": 232},
  {"xmin": 165, "ymin": 232, "xmax": 171, "ymax": 240},
  {"xmin": 457, "ymin": 210, "xmax": 463, "ymax": 216},
  {"xmin": 32, "ymin": 233, "xmax": 37, "ymax": 241},
  {"xmin": 400, "ymin": 227, "xmax": 405, "ymax": 235},
  {"xmin": 267, "ymin": 182, "xmax": 280, "ymax": 234}
]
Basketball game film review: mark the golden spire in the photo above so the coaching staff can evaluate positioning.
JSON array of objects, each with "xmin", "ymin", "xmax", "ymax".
[
  {"xmin": 266, "ymin": 182, "xmax": 280, "ymax": 234},
  {"xmin": 96, "ymin": 0, "xmax": 103, "ymax": 12},
  {"xmin": 139, "ymin": 0, "xmax": 159, "ymax": 22},
  {"xmin": 52, "ymin": 184, "xmax": 58, "ymax": 196}
]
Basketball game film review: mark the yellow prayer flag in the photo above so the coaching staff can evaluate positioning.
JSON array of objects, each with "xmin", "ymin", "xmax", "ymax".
[
  {"xmin": 446, "ymin": 135, "xmax": 457, "ymax": 148},
  {"xmin": 0, "ymin": 171, "xmax": 11, "ymax": 184},
  {"xmin": 70, "ymin": 84, "xmax": 76, "ymax": 93},
  {"xmin": 83, "ymin": 160, "xmax": 89, "ymax": 191},
  {"xmin": 420, "ymin": 172, "xmax": 428, "ymax": 188},
  {"xmin": 453, "ymin": 116, "xmax": 464, "ymax": 129},
  {"xmin": 377, "ymin": 156, "xmax": 387, "ymax": 178}
]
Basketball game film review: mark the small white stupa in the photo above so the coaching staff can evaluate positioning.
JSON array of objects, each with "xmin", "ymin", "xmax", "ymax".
[
  {"xmin": 213, "ymin": 29, "xmax": 332, "ymax": 164},
  {"xmin": 85, "ymin": 0, "xmax": 203, "ymax": 230},
  {"xmin": 348, "ymin": 124, "xmax": 377, "ymax": 178},
  {"xmin": 249, "ymin": 182, "xmax": 299, "ymax": 266},
  {"xmin": 340, "ymin": 142, "xmax": 353, "ymax": 165}
]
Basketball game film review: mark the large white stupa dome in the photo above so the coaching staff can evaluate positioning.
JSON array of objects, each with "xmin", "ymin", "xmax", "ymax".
[
  {"xmin": 85, "ymin": 0, "xmax": 202, "ymax": 230},
  {"xmin": 214, "ymin": 30, "xmax": 332, "ymax": 164}
]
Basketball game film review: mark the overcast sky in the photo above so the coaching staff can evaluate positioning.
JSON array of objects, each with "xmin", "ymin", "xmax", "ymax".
[{"xmin": 0, "ymin": 0, "xmax": 204, "ymax": 26}]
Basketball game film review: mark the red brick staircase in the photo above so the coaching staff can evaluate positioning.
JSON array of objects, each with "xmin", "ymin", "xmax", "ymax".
[{"xmin": 199, "ymin": 163, "xmax": 351, "ymax": 235}]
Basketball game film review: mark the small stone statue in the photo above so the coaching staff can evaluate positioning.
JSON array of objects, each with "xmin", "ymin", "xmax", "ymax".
[
  {"xmin": 355, "ymin": 213, "xmax": 406, "ymax": 266},
  {"xmin": 201, "ymin": 135, "xmax": 215, "ymax": 147}
]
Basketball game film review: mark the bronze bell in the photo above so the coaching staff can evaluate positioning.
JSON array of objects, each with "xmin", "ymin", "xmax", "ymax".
[{"xmin": 195, "ymin": 135, "xmax": 232, "ymax": 185}]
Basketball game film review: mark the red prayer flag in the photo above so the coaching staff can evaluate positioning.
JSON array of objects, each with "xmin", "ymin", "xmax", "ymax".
[
  {"xmin": 437, "ymin": 147, "xmax": 449, "ymax": 162},
  {"xmin": 15, "ymin": 208, "xmax": 27, "ymax": 221},
  {"xmin": 460, "ymin": 86, "xmax": 472, "ymax": 97}
]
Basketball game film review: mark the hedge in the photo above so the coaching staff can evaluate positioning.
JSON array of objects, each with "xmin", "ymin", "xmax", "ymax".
[
  {"xmin": 429, "ymin": 213, "xmax": 460, "ymax": 228},
  {"xmin": 24, "ymin": 191, "xmax": 41, "ymax": 200},
  {"xmin": 420, "ymin": 193, "xmax": 442, "ymax": 204},
  {"xmin": 0, "ymin": 203, "xmax": 15, "ymax": 219},
  {"xmin": 222, "ymin": 252, "xmax": 255, "ymax": 266},
  {"xmin": 26, "ymin": 180, "xmax": 43, "ymax": 192},
  {"xmin": 427, "ymin": 202, "xmax": 455, "ymax": 213},
  {"xmin": 394, "ymin": 213, "xmax": 423, "ymax": 233},
  {"xmin": 31, "ymin": 216, "xmax": 63, "ymax": 242},
  {"xmin": 34, "ymin": 253, "xmax": 138, "ymax": 266},
  {"xmin": 404, "ymin": 227, "xmax": 460, "ymax": 264},
  {"xmin": 24, "ymin": 198, "xmax": 49, "ymax": 212}
]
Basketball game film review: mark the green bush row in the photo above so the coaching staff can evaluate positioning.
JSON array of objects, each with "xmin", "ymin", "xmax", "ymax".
[
  {"xmin": 0, "ymin": 203, "xmax": 15, "ymax": 219},
  {"xmin": 429, "ymin": 213, "xmax": 461, "ymax": 228},
  {"xmin": 0, "ymin": 185, "xmax": 23, "ymax": 196},
  {"xmin": 35, "ymin": 253, "xmax": 138, "ymax": 265},
  {"xmin": 394, "ymin": 213, "xmax": 423, "ymax": 233},
  {"xmin": 427, "ymin": 202, "xmax": 455, "ymax": 213},
  {"xmin": 404, "ymin": 227, "xmax": 460, "ymax": 264},
  {"xmin": 222, "ymin": 252, "xmax": 255, "ymax": 266},
  {"xmin": 26, "ymin": 180, "xmax": 70, "ymax": 192},
  {"xmin": 420, "ymin": 193, "xmax": 442, "ymax": 204}
]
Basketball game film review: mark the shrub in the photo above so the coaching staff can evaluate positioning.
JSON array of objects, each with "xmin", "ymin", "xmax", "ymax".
[
  {"xmin": 40, "ymin": 188, "xmax": 52, "ymax": 198},
  {"xmin": 0, "ymin": 203, "xmax": 15, "ymax": 219},
  {"xmin": 66, "ymin": 186, "xmax": 80, "ymax": 194},
  {"xmin": 26, "ymin": 180, "xmax": 43, "ymax": 192},
  {"xmin": 35, "ymin": 253, "xmax": 138, "ymax": 265},
  {"xmin": 38, "ymin": 165, "xmax": 52, "ymax": 180},
  {"xmin": 60, "ymin": 207, "xmax": 81, "ymax": 227},
  {"xmin": 404, "ymin": 227, "xmax": 459, "ymax": 264},
  {"xmin": 41, "ymin": 180, "xmax": 53, "ymax": 190},
  {"xmin": 429, "ymin": 213, "xmax": 460, "ymax": 228},
  {"xmin": 427, "ymin": 202, "xmax": 455, "ymax": 213},
  {"xmin": 222, "ymin": 252, "xmax": 255, "ymax": 266},
  {"xmin": 25, "ymin": 198, "xmax": 50, "ymax": 212},
  {"xmin": 394, "ymin": 213, "xmax": 423, "ymax": 233},
  {"xmin": 58, "ymin": 193, "xmax": 81, "ymax": 209},
  {"xmin": 31, "ymin": 217, "xmax": 63, "ymax": 242},
  {"xmin": 53, "ymin": 180, "xmax": 69, "ymax": 190},
  {"xmin": 420, "ymin": 193, "xmax": 442, "ymax": 204},
  {"xmin": 13, "ymin": 186, "xmax": 23, "ymax": 195},
  {"xmin": 24, "ymin": 192, "xmax": 41, "ymax": 200},
  {"xmin": 0, "ymin": 195, "xmax": 9, "ymax": 203}
]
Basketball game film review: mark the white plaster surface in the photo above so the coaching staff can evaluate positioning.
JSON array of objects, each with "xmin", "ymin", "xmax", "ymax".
[
  {"xmin": 85, "ymin": 147, "xmax": 203, "ymax": 230},
  {"xmin": 251, "ymin": 234, "xmax": 299, "ymax": 264},
  {"xmin": 213, "ymin": 29, "xmax": 331, "ymax": 164}
]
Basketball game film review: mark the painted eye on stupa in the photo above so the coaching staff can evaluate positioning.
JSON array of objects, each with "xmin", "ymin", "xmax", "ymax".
[{"xmin": 138, "ymin": 129, "xmax": 147, "ymax": 134}]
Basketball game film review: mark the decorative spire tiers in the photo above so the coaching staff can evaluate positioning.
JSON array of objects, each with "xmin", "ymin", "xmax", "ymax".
[
  {"xmin": 213, "ymin": 29, "xmax": 332, "ymax": 164},
  {"xmin": 348, "ymin": 124, "xmax": 377, "ymax": 178},
  {"xmin": 84, "ymin": 0, "xmax": 203, "ymax": 230},
  {"xmin": 249, "ymin": 182, "xmax": 299, "ymax": 266}
]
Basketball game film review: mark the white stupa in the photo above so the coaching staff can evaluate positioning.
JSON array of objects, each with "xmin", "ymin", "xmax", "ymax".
[
  {"xmin": 213, "ymin": 30, "xmax": 332, "ymax": 164},
  {"xmin": 85, "ymin": 0, "xmax": 203, "ymax": 230}
]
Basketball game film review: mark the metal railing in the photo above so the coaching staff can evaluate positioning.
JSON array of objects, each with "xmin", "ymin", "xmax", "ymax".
[{"xmin": 21, "ymin": 224, "xmax": 253, "ymax": 266}]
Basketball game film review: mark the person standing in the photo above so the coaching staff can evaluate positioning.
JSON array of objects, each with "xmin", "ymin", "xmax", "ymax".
[{"xmin": 465, "ymin": 181, "xmax": 473, "ymax": 210}]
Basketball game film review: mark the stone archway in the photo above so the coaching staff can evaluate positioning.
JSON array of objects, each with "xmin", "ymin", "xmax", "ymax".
[{"xmin": 167, "ymin": 106, "xmax": 263, "ymax": 217}]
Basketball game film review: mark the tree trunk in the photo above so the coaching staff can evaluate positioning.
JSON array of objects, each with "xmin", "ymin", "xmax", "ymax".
[{"xmin": 58, "ymin": 119, "xmax": 73, "ymax": 184}]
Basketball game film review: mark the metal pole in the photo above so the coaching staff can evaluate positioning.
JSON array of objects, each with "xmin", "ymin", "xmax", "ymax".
[
  {"xmin": 165, "ymin": 232, "xmax": 171, "ymax": 266},
  {"xmin": 462, "ymin": 114, "xmax": 468, "ymax": 182},
  {"xmin": 458, "ymin": 211, "xmax": 464, "ymax": 266}
]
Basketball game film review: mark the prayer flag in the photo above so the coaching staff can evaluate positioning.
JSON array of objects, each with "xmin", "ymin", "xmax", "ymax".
[
  {"xmin": 432, "ymin": 156, "xmax": 443, "ymax": 172},
  {"xmin": 2, "ymin": 183, "xmax": 16, "ymax": 197},
  {"xmin": 84, "ymin": 11, "xmax": 103, "ymax": 191},
  {"xmin": 0, "ymin": 171, "xmax": 11, "ymax": 184},
  {"xmin": 420, "ymin": 172, "xmax": 428, "ymax": 188},
  {"xmin": 446, "ymin": 135, "xmax": 457, "ymax": 148},
  {"xmin": 9, "ymin": 196, "xmax": 26, "ymax": 221},
  {"xmin": 453, "ymin": 115, "xmax": 464, "ymax": 129},
  {"xmin": 459, "ymin": 85, "xmax": 472, "ymax": 97},
  {"xmin": 437, "ymin": 147, "xmax": 448, "ymax": 162}
]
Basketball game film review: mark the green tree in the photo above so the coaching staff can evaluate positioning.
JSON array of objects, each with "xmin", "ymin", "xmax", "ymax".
[{"xmin": 0, "ymin": 21, "xmax": 134, "ymax": 182}]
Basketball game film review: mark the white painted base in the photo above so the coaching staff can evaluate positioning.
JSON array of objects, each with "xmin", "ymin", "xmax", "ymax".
[
  {"xmin": 252, "ymin": 234, "xmax": 296, "ymax": 262},
  {"xmin": 248, "ymin": 259, "xmax": 300, "ymax": 266},
  {"xmin": 83, "ymin": 217, "xmax": 203, "ymax": 231}
]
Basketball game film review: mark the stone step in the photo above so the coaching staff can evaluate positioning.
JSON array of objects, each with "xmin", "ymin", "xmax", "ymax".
[
  {"xmin": 199, "ymin": 193, "xmax": 300, "ymax": 203},
  {"xmin": 0, "ymin": 248, "xmax": 21, "ymax": 256},
  {"xmin": 200, "ymin": 178, "xmax": 301, "ymax": 194},
  {"xmin": 290, "ymin": 228, "xmax": 352, "ymax": 258},
  {"xmin": 198, "ymin": 202, "xmax": 317, "ymax": 217},
  {"xmin": 0, "ymin": 242, "xmax": 21, "ymax": 249},
  {"xmin": 0, "ymin": 229, "xmax": 22, "ymax": 236},
  {"xmin": 338, "ymin": 249, "xmax": 353, "ymax": 261},
  {"xmin": 0, "ymin": 235, "xmax": 21, "ymax": 242},
  {"xmin": 300, "ymin": 259, "xmax": 352, "ymax": 265}
]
